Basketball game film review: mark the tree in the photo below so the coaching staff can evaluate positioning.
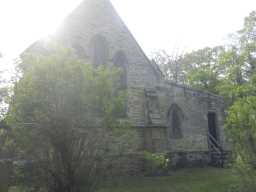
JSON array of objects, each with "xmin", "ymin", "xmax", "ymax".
[
  {"xmin": 0, "ymin": 50, "xmax": 5, "ymax": 119},
  {"xmin": 215, "ymin": 12, "xmax": 256, "ymax": 105},
  {"xmin": 0, "ymin": 53, "xmax": 11, "ymax": 122},
  {"xmin": 224, "ymin": 11, "xmax": 256, "ymax": 191},
  {"xmin": 226, "ymin": 96, "xmax": 256, "ymax": 191},
  {"xmin": 0, "ymin": 52, "xmax": 10, "ymax": 155},
  {"xmin": 152, "ymin": 47, "xmax": 225, "ymax": 94},
  {"xmin": 179, "ymin": 46, "xmax": 224, "ymax": 94},
  {"xmin": 151, "ymin": 50, "xmax": 186, "ymax": 84},
  {"xmin": 6, "ymin": 44, "xmax": 138, "ymax": 192},
  {"xmin": 0, "ymin": 52, "xmax": 14, "ymax": 192}
]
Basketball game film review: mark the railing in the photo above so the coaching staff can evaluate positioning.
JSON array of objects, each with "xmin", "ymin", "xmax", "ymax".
[
  {"xmin": 208, "ymin": 133, "xmax": 223, "ymax": 152},
  {"xmin": 208, "ymin": 138, "xmax": 222, "ymax": 154},
  {"xmin": 207, "ymin": 133, "xmax": 225, "ymax": 167}
]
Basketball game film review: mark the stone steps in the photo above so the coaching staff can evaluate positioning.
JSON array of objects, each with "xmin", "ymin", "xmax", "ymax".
[
  {"xmin": 209, "ymin": 150, "xmax": 231, "ymax": 168},
  {"xmin": 207, "ymin": 133, "xmax": 231, "ymax": 168}
]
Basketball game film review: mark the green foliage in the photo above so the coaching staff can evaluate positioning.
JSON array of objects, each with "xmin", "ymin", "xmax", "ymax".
[
  {"xmin": 151, "ymin": 50, "xmax": 186, "ymax": 84},
  {"xmin": 216, "ymin": 12, "xmax": 256, "ymax": 103},
  {"xmin": 0, "ymin": 56, "xmax": 13, "ymax": 164},
  {"xmin": 153, "ymin": 11, "xmax": 256, "ymax": 190},
  {"xmin": 154, "ymin": 11, "xmax": 256, "ymax": 103},
  {"xmin": 6, "ymin": 43, "xmax": 138, "ymax": 192},
  {"xmin": 0, "ymin": 127, "xmax": 14, "ymax": 159},
  {"xmin": 142, "ymin": 151, "xmax": 169, "ymax": 176},
  {"xmin": 222, "ymin": 11, "xmax": 256, "ymax": 192},
  {"xmin": 225, "ymin": 96, "xmax": 256, "ymax": 191},
  {"xmin": 153, "ymin": 46, "xmax": 225, "ymax": 94},
  {"xmin": 180, "ymin": 46, "xmax": 224, "ymax": 94},
  {"xmin": 0, "ymin": 66, "xmax": 9, "ymax": 119}
]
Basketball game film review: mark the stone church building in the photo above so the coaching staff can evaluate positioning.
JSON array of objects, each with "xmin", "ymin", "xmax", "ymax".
[{"xmin": 27, "ymin": 0, "xmax": 228, "ymax": 166}]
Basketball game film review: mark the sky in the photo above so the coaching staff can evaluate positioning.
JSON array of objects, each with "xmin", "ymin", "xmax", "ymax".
[{"xmin": 0, "ymin": 0, "xmax": 256, "ymax": 70}]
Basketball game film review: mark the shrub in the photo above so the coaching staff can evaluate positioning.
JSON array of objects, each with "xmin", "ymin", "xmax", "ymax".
[
  {"xmin": 226, "ymin": 96, "xmax": 256, "ymax": 191},
  {"xmin": 7, "ymin": 44, "xmax": 138, "ymax": 192},
  {"xmin": 142, "ymin": 151, "xmax": 169, "ymax": 176}
]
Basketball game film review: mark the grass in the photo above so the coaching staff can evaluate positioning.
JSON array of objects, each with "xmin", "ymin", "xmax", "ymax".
[
  {"xmin": 9, "ymin": 167, "xmax": 239, "ymax": 192},
  {"xmin": 98, "ymin": 168, "xmax": 238, "ymax": 192}
]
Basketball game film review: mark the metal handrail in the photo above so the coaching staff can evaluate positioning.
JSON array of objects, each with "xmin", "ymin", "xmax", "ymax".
[
  {"xmin": 208, "ymin": 138, "xmax": 222, "ymax": 154},
  {"xmin": 208, "ymin": 133, "xmax": 222, "ymax": 150},
  {"xmin": 207, "ymin": 133, "xmax": 225, "ymax": 167}
]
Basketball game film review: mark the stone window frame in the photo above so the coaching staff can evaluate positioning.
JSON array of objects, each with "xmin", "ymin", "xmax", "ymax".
[
  {"xmin": 112, "ymin": 50, "xmax": 128, "ymax": 90},
  {"xmin": 167, "ymin": 103, "xmax": 184, "ymax": 139},
  {"xmin": 90, "ymin": 34, "xmax": 109, "ymax": 66},
  {"xmin": 112, "ymin": 50, "xmax": 129, "ymax": 118},
  {"xmin": 72, "ymin": 43, "xmax": 87, "ymax": 58}
]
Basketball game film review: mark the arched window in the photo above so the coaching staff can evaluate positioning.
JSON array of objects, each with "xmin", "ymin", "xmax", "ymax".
[
  {"xmin": 167, "ymin": 104, "xmax": 184, "ymax": 139},
  {"xmin": 90, "ymin": 35, "xmax": 109, "ymax": 66},
  {"xmin": 112, "ymin": 51, "xmax": 128, "ymax": 117},
  {"xmin": 72, "ymin": 43, "xmax": 86, "ymax": 58},
  {"xmin": 112, "ymin": 50, "xmax": 128, "ymax": 89}
]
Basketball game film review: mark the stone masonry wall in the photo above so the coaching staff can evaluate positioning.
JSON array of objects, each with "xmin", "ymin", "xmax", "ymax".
[
  {"xmin": 151, "ymin": 81, "xmax": 226, "ymax": 153},
  {"xmin": 54, "ymin": 0, "xmax": 158, "ymax": 127},
  {"xmin": 24, "ymin": 0, "xmax": 227, "ymax": 157},
  {"xmin": 56, "ymin": 0, "xmax": 157, "ymax": 89}
]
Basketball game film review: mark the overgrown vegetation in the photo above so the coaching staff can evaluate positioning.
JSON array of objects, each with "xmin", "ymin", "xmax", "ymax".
[
  {"xmin": 154, "ymin": 11, "xmax": 256, "ymax": 191},
  {"xmin": 4, "ymin": 44, "xmax": 139, "ymax": 192},
  {"xmin": 153, "ymin": 11, "xmax": 256, "ymax": 100},
  {"xmin": 226, "ymin": 97, "xmax": 256, "ymax": 191},
  {"xmin": 142, "ymin": 152, "xmax": 169, "ymax": 176},
  {"xmin": 1, "ymin": 7, "xmax": 256, "ymax": 192}
]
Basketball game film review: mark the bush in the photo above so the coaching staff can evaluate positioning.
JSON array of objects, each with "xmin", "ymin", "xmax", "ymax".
[
  {"xmin": 226, "ymin": 96, "xmax": 256, "ymax": 192},
  {"xmin": 7, "ymin": 44, "xmax": 138, "ymax": 192},
  {"xmin": 142, "ymin": 151, "xmax": 169, "ymax": 176}
]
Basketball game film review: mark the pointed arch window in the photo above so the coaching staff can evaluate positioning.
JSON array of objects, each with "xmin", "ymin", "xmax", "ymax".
[
  {"xmin": 113, "ymin": 50, "xmax": 128, "ymax": 89},
  {"xmin": 90, "ymin": 34, "xmax": 109, "ymax": 66},
  {"xmin": 167, "ymin": 104, "xmax": 184, "ymax": 139},
  {"xmin": 72, "ymin": 43, "xmax": 86, "ymax": 58}
]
